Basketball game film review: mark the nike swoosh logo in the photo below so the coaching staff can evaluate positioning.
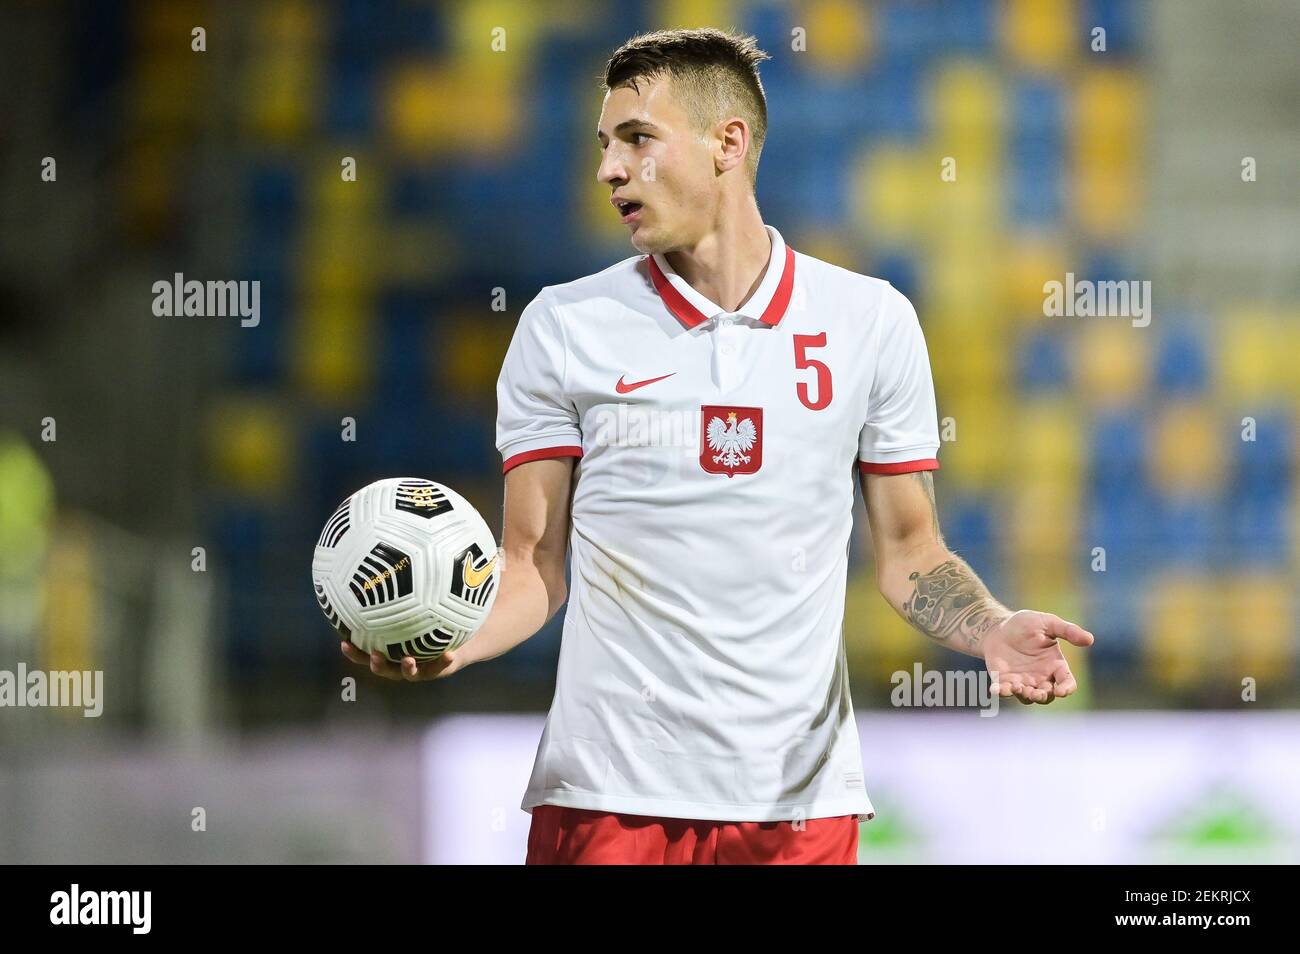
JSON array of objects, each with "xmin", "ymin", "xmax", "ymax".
[
  {"xmin": 615, "ymin": 372, "xmax": 675, "ymax": 394},
  {"xmin": 462, "ymin": 552, "xmax": 498, "ymax": 589}
]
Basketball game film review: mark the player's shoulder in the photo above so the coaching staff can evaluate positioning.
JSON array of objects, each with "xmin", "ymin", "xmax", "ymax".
[
  {"xmin": 793, "ymin": 249, "xmax": 918, "ymax": 326},
  {"xmin": 532, "ymin": 254, "xmax": 647, "ymax": 312}
]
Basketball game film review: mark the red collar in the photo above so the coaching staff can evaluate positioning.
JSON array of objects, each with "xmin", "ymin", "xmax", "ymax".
[{"xmin": 648, "ymin": 241, "xmax": 796, "ymax": 330}]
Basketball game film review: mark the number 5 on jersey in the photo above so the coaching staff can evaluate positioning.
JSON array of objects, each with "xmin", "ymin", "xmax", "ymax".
[{"xmin": 793, "ymin": 332, "xmax": 832, "ymax": 410}]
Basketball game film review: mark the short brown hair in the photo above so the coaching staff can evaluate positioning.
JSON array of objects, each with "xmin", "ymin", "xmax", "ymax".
[{"xmin": 603, "ymin": 28, "xmax": 771, "ymax": 185}]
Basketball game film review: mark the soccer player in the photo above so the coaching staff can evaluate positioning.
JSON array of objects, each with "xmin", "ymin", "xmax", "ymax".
[{"xmin": 342, "ymin": 28, "xmax": 1094, "ymax": 865}]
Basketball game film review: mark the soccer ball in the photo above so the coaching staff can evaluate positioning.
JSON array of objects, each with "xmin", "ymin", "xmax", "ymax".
[{"xmin": 311, "ymin": 478, "xmax": 500, "ymax": 663}]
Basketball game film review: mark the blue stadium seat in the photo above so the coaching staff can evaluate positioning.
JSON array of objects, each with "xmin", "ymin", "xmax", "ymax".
[
  {"xmin": 1088, "ymin": 410, "xmax": 1147, "ymax": 493},
  {"xmin": 1225, "ymin": 495, "xmax": 1290, "ymax": 566},
  {"xmin": 249, "ymin": 164, "xmax": 300, "ymax": 236},
  {"xmin": 1011, "ymin": 78, "xmax": 1064, "ymax": 141},
  {"xmin": 1008, "ymin": 140, "xmax": 1063, "ymax": 224},
  {"xmin": 1154, "ymin": 495, "xmax": 1218, "ymax": 568},
  {"xmin": 863, "ymin": 62, "xmax": 924, "ymax": 139},
  {"xmin": 1016, "ymin": 327, "xmax": 1070, "ymax": 393},
  {"xmin": 209, "ymin": 500, "xmax": 269, "ymax": 679},
  {"xmin": 1084, "ymin": 572, "xmax": 1140, "ymax": 664},
  {"xmin": 877, "ymin": 0, "xmax": 942, "ymax": 63},
  {"xmin": 1232, "ymin": 408, "xmax": 1294, "ymax": 493},
  {"xmin": 940, "ymin": 494, "xmax": 1003, "ymax": 597},
  {"xmin": 226, "ymin": 274, "xmax": 286, "ymax": 385},
  {"xmin": 1154, "ymin": 325, "xmax": 1210, "ymax": 396},
  {"xmin": 1085, "ymin": 485, "xmax": 1159, "ymax": 569},
  {"xmin": 939, "ymin": 0, "xmax": 996, "ymax": 54},
  {"xmin": 326, "ymin": 60, "xmax": 375, "ymax": 135},
  {"xmin": 1082, "ymin": 0, "xmax": 1143, "ymax": 56},
  {"xmin": 377, "ymin": 309, "xmax": 431, "ymax": 406}
]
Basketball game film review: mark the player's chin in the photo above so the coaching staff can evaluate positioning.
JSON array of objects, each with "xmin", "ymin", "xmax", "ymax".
[{"xmin": 628, "ymin": 222, "xmax": 666, "ymax": 254}]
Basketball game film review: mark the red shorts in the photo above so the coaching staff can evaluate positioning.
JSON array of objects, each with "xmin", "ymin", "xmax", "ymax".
[{"xmin": 526, "ymin": 805, "xmax": 860, "ymax": 865}]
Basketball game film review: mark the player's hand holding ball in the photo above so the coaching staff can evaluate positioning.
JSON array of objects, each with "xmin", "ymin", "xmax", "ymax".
[{"xmin": 311, "ymin": 478, "xmax": 501, "ymax": 682}]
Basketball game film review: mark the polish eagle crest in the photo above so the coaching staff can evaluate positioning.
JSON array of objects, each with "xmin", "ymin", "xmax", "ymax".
[{"xmin": 706, "ymin": 410, "xmax": 757, "ymax": 470}]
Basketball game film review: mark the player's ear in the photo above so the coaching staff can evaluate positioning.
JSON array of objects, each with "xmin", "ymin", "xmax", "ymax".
[{"xmin": 714, "ymin": 116, "xmax": 749, "ymax": 175}]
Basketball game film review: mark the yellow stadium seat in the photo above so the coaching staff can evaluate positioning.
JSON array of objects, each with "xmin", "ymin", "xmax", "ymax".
[
  {"xmin": 940, "ymin": 331, "xmax": 1010, "ymax": 394},
  {"xmin": 1284, "ymin": 312, "xmax": 1300, "ymax": 402},
  {"xmin": 385, "ymin": 62, "xmax": 516, "ymax": 156},
  {"xmin": 1011, "ymin": 559, "xmax": 1080, "ymax": 611},
  {"xmin": 661, "ymin": 0, "xmax": 738, "ymax": 31},
  {"xmin": 380, "ymin": 223, "xmax": 460, "ymax": 286},
  {"xmin": 930, "ymin": 62, "xmax": 1005, "ymax": 149},
  {"xmin": 206, "ymin": 395, "xmax": 294, "ymax": 495},
  {"xmin": 41, "ymin": 521, "xmax": 97, "ymax": 700},
  {"xmin": 1002, "ymin": 0, "xmax": 1076, "ymax": 73},
  {"xmin": 293, "ymin": 296, "xmax": 372, "ymax": 403},
  {"xmin": 927, "ymin": 237, "xmax": 1009, "ymax": 325},
  {"xmin": 449, "ymin": 0, "xmax": 544, "ymax": 78},
  {"xmin": 308, "ymin": 155, "xmax": 381, "ymax": 213},
  {"xmin": 298, "ymin": 224, "xmax": 378, "ymax": 299},
  {"xmin": 1007, "ymin": 479, "xmax": 1080, "ymax": 568},
  {"xmin": 131, "ymin": 55, "xmax": 200, "ymax": 131},
  {"xmin": 1217, "ymin": 309, "xmax": 1289, "ymax": 402},
  {"xmin": 243, "ymin": 55, "xmax": 321, "ymax": 141},
  {"xmin": 1073, "ymin": 320, "xmax": 1148, "ymax": 407},
  {"xmin": 119, "ymin": 135, "xmax": 179, "ymax": 240},
  {"xmin": 1222, "ymin": 574, "xmax": 1295, "ymax": 682},
  {"xmin": 797, "ymin": 0, "xmax": 874, "ymax": 75},
  {"xmin": 252, "ymin": 0, "xmax": 326, "ymax": 46},
  {"xmin": 851, "ymin": 144, "xmax": 931, "ymax": 245},
  {"xmin": 924, "ymin": 160, "xmax": 1004, "ymax": 238},
  {"xmin": 1008, "ymin": 399, "xmax": 1086, "ymax": 489},
  {"xmin": 136, "ymin": 0, "xmax": 206, "ymax": 49},
  {"xmin": 1072, "ymin": 69, "xmax": 1145, "ymax": 166},
  {"xmin": 1144, "ymin": 572, "xmax": 1219, "ymax": 692},
  {"xmin": 1149, "ymin": 401, "xmax": 1227, "ymax": 495},
  {"xmin": 931, "ymin": 396, "xmax": 1015, "ymax": 491},
  {"xmin": 1003, "ymin": 233, "xmax": 1069, "ymax": 318},
  {"xmin": 1072, "ymin": 163, "xmax": 1139, "ymax": 241},
  {"xmin": 442, "ymin": 315, "xmax": 516, "ymax": 399}
]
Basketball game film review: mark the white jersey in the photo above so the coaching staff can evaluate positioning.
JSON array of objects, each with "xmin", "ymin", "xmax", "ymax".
[{"xmin": 496, "ymin": 225, "xmax": 940, "ymax": 822}]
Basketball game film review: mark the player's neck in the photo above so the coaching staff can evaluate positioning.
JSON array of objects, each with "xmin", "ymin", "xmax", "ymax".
[{"xmin": 663, "ymin": 197, "xmax": 770, "ymax": 314}]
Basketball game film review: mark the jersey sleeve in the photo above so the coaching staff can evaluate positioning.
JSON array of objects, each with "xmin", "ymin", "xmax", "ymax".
[
  {"xmin": 857, "ymin": 286, "xmax": 941, "ymax": 475},
  {"xmin": 495, "ymin": 289, "xmax": 583, "ymax": 475}
]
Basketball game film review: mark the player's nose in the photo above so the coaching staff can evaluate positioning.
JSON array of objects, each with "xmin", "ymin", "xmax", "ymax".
[{"xmin": 596, "ymin": 147, "xmax": 628, "ymax": 187}]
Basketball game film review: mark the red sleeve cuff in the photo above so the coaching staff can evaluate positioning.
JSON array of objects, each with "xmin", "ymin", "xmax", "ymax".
[
  {"xmin": 858, "ymin": 458, "xmax": 939, "ymax": 475},
  {"xmin": 502, "ymin": 445, "xmax": 583, "ymax": 475}
]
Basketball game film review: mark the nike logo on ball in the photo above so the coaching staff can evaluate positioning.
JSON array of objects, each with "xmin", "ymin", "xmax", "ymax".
[
  {"xmin": 615, "ymin": 372, "xmax": 675, "ymax": 394},
  {"xmin": 462, "ymin": 553, "xmax": 498, "ymax": 589}
]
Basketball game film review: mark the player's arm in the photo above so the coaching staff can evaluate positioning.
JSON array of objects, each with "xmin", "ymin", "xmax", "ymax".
[
  {"xmin": 862, "ymin": 469, "xmax": 1009, "ymax": 656},
  {"xmin": 342, "ymin": 456, "xmax": 574, "ymax": 681},
  {"xmin": 862, "ymin": 468, "xmax": 1095, "ymax": 703},
  {"xmin": 456, "ymin": 457, "xmax": 574, "ymax": 665}
]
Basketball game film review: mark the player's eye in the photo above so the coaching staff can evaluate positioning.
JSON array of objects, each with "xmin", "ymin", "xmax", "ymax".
[{"xmin": 631, "ymin": 132, "xmax": 651, "ymax": 145}]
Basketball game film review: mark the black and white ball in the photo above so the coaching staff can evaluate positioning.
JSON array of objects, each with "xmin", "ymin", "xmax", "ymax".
[{"xmin": 312, "ymin": 478, "xmax": 500, "ymax": 663}]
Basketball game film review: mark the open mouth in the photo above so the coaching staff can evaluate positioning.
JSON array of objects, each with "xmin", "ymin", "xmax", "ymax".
[{"xmin": 613, "ymin": 198, "xmax": 644, "ymax": 223}]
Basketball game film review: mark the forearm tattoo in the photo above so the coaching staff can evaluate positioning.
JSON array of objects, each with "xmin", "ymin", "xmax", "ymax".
[{"xmin": 903, "ymin": 559, "xmax": 1005, "ymax": 650}]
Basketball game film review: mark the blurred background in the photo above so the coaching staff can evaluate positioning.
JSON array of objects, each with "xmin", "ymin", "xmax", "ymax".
[{"xmin": 0, "ymin": 0, "xmax": 1297, "ymax": 863}]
